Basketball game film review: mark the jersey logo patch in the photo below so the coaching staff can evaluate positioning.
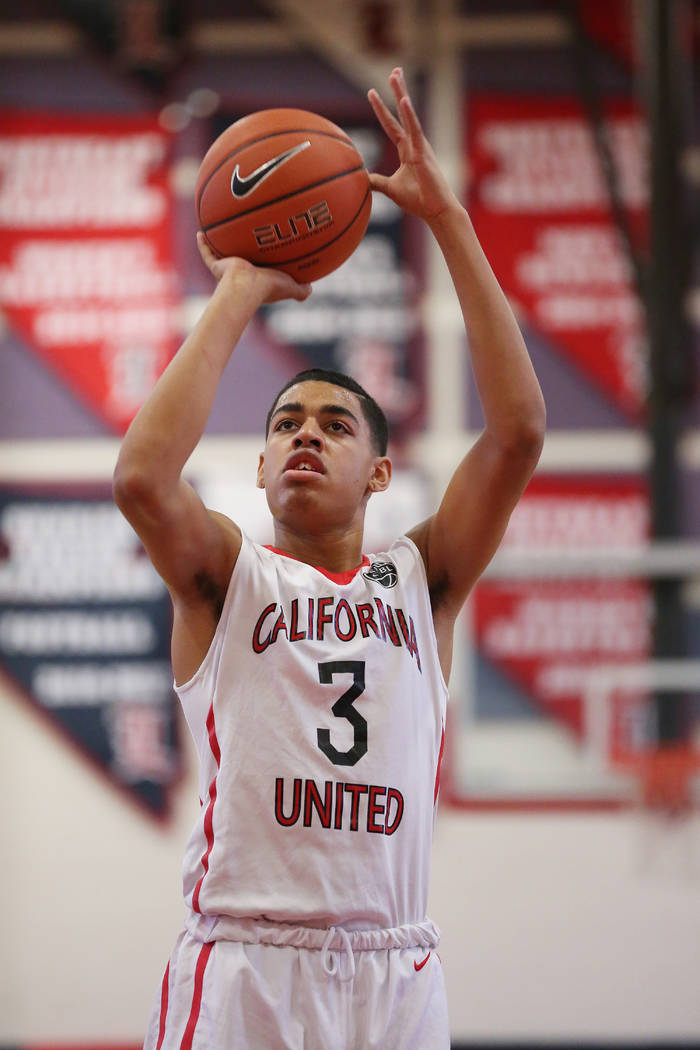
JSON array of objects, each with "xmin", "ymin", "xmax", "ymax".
[{"xmin": 363, "ymin": 560, "xmax": 398, "ymax": 588}]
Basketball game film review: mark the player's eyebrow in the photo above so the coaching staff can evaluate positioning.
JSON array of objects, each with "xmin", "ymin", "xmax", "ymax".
[{"xmin": 270, "ymin": 402, "xmax": 361, "ymax": 426}]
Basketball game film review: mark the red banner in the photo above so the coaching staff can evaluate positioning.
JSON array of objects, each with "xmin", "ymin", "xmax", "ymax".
[
  {"xmin": 577, "ymin": 0, "xmax": 638, "ymax": 69},
  {"xmin": 468, "ymin": 96, "xmax": 648, "ymax": 416},
  {"xmin": 474, "ymin": 476, "xmax": 651, "ymax": 736},
  {"xmin": 0, "ymin": 113, "xmax": 181, "ymax": 432}
]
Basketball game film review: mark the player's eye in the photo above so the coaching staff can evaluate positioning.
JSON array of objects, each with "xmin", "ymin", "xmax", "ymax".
[
  {"xmin": 275, "ymin": 418, "xmax": 298, "ymax": 431},
  {"xmin": 327, "ymin": 420, "xmax": 349, "ymax": 433}
]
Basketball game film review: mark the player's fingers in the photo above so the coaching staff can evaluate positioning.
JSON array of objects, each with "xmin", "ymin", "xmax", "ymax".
[
  {"xmin": 196, "ymin": 231, "xmax": 218, "ymax": 270},
  {"xmin": 389, "ymin": 67, "xmax": 410, "ymax": 120},
  {"xmin": 389, "ymin": 69, "xmax": 423, "ymax": 153},
  {"xmin": 368, "ymin": 88, "xmax": 403, "ymax": 145},
  {"xmin": 284, "ymin": 283, "xmax": 312, "ymax": 303},
  {"xmin": 399, "ymin": 95, "xmax": 426, "ymax": 148},
  {"xmin": 396, "ymin": 66, "xmax": 409, "ymax": 94},
  {"xmin": 288, "ymin": 275, "xmax": 313, "ymax": 300},
  {"xmin": 268, "ymin": 271, "xmax": 312, "ymax": 302}
]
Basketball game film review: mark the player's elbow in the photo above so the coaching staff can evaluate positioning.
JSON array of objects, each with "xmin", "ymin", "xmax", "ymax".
[
  {"xmin": 112, "ymin": 459, "xmax": 160, "ymax": 518},
  {"xmin": 518, "ymin": 411, "xmax": 546, "ymax": 464},
  {"xmin": 498, "ymin": 405, "xmax": 546, "ymax": 469}
]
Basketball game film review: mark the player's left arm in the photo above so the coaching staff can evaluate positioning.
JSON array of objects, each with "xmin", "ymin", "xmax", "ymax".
[
  {"xmin": 406, "ymin": 202, "xmax": 545, "ymax": 619},
  {"xmin": 369, "ymin": 69, "xmax": 546, "ymax": 629}
]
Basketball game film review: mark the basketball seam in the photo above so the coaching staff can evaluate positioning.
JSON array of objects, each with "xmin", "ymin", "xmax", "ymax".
[
  {"xmin": 196, "ymin": 128, "xmax": 357, "ymax": 218},
  {"xmin": 201, "ymin": 164, "xmax": 367, "ymax": 232},
  {"xmin": 254, "ymin": 183, "xmax": 372, "ymax": 271}
]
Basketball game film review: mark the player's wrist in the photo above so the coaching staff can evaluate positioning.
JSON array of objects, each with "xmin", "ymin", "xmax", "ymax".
[
  {"xmin": 215, "ymin": 262, "xmax": 269, "ymax": 310},
  {"xmin": 425, "ymin": 197, "xmax": 468, "ymax": 235}
]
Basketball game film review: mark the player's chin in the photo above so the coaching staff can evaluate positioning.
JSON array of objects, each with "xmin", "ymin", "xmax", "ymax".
[
  {"xmin": 273, "ymin": 486, "xmax": 343, "ymax": 525},
  {"xmin": 267, "ymin": 482, "xmax": 321, "ymax": 514}
]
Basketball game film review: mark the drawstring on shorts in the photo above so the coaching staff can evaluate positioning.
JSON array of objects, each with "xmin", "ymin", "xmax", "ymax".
[{"xmin": 320, "ymin": 925, "xmax": 356, "ymax": 982}]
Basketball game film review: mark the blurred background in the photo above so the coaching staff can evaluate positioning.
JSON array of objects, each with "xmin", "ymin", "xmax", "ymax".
[{"xmin": 1, "ymin": 0, "xmax": 699, "ymax": 1047}]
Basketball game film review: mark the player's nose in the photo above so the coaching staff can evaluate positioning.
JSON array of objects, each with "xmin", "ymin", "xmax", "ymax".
[{"xmin": 293, "ymin": 417, "xmax": 324, "ymax": 449}]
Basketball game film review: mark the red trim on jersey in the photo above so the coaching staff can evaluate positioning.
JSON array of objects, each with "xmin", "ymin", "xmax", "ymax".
[
  {"xmin": 434, "ymin": 727, "xmax": 445, "ymax": 804},
  {"xmin": 180, "ymin": 941, "xmax": 214, "ymax": 1050},
  {"xmin": 155, "ymin": 961, "xmax": 170, "ymax": 1050},
  {"xmin": 192, "ymin": 704, "xmax": 220, "ymax": 913},
  {"xmin": 206, "ymin": 700, "xmax": 221, "ymax": 765},
  {"xmin": 264, "ymin": 545, "xmax": 370, "ymax": 584}
]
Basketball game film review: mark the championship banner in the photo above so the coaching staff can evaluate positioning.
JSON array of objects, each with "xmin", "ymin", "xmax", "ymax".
[
  {"xmin": 0, "ymin": 113, "xmax": 181, "ymax": 433},
  {"xmin": 468, "ymin": 96, "xmax": 648, "ymax": 416},
  {"xmin": 474, "ymin": 476, "xmax": 650, "ymax": 736},
  {"xmin": 0, "ymin": 485, "xmax": 180, "ymax": 817},
  {"xmin": 248, "ymin": 117, "xmax": 424, "ymax": 438}
]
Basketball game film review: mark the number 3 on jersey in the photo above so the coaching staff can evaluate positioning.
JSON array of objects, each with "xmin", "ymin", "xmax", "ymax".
[{"xmin": 316, "ymin": 661, "xmax": 367, "ymax": 766}]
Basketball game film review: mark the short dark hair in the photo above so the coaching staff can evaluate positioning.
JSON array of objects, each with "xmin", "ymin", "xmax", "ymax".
[{"xmin": 265, "ymin": 368, "xmax": 389, "ymax": 456}]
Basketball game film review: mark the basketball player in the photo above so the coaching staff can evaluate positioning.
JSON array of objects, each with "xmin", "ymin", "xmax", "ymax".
[{"xmin": 114, "ymin": 69, "xmax": 545, "ymax": 1050}]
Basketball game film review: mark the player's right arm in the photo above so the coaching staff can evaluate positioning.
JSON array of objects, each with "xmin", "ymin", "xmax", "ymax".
[{"xmin": 113, "ymin": 239, "xmax": 311, "ymax": 678}]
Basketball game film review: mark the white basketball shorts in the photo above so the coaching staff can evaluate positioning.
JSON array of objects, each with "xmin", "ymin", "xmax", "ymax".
[{"xmin": 144, "ymin": 921, "xmax": 450, "ymax": 1050}]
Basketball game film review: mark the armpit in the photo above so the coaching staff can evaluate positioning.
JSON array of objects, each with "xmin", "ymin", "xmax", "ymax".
[
  {"xmin": 429, "ymin": 570, "xmax": 450, "ymax": 613},
  {"xmin": 194, "ymin": 569, "xmax": 225, "ymax": 620}
]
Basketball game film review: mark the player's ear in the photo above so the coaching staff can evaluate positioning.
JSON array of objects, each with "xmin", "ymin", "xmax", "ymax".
[
  {"xmin": 256, "ymin": 453, "xmax": 265, "ymax": 489},
  {"xmin": 368, "ymin": 456, "xmax": 391, "ymax": 494}
]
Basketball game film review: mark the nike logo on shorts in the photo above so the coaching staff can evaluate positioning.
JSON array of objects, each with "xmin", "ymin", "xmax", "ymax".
[
  {"xmin": 230, "ymin": 141, "xmax": 311, "ymax": 198},
  {"xmin": 414, "ymin": 951, "xmax": 431, "ymax": 972}
]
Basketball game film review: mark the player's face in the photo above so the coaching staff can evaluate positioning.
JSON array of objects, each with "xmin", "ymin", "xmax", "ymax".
[{"xmin": 258, "ymin": 381, "xmax": 390, "ymax": 532}]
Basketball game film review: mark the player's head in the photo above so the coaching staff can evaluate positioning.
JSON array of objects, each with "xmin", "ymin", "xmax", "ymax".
[
  {"xmin": 265, "ymin": 369, "xmax": 389, "ymax": 456},
  {"xmin": 258, "ymin": 369, "xmax": 391, "ymax": 534}
]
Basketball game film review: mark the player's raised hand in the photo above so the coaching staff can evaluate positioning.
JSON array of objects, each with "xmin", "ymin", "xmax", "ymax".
[
  {"xmin": 196, "ymin": 232, "xmax": 312, "ymax": 304},
  {"xmin": 368, "ymin": 67, "xmax": 459, "ymax": 223}
]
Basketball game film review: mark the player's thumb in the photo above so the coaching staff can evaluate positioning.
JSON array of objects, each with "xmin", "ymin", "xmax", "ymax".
[
  {"xmin": 196, "ymin": 231, "xmax": 221, "ymax": 276},
  {"xmin": 368, "ymin": 172, "xmax": 392, "ymax": 197}
]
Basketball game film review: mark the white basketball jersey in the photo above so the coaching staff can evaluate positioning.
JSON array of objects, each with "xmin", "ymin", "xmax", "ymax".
[{"xmin": 176, "ymin": 531, "xmax": 448, "ymax": 936}]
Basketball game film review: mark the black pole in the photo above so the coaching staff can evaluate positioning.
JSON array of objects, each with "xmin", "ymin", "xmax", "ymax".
[
  {"xmin": 640, "ymin": 0, "xmax": 694, "ymax": 743},
  {"xmin": 565, "ymin": 1, "xmax": 648, "ymax": 306}
]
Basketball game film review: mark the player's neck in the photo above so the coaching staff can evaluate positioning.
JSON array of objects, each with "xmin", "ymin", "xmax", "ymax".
[{"xmin": 270, "ymin": 522, "xmax": 365, "ymax": 574}]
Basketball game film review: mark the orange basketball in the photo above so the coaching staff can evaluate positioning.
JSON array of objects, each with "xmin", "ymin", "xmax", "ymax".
[{"xmin": 195, "ymin": 109, "xmax": 372, "ymax": 282}]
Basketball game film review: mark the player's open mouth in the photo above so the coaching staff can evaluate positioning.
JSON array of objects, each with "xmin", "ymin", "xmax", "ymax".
[{"xmin": 284, "ymin": 452, "xmax": 325, "ymax": 474}]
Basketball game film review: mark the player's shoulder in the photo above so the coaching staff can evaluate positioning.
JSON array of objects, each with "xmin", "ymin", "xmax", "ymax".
[
  {"xmin": 206, "ymin": 509, "xmax": 243, "ymax": 551},
  {"xmin": 364, "ymin": 533, "xmax": 427, "ymax": 587},
  {"xmin": 198, "ymin": 508, "xmax": 243, "ymax": 592},
  {"xmin": 207, "ymin": 508, "xmax": 242, "ymax": 536},
  {"xmin": 388, "ymin": 530, "xmax": 427, "ymax": 566},
  {"xmin": 218, "ymin": 523, "xmax": 285, "ymax": 578}
]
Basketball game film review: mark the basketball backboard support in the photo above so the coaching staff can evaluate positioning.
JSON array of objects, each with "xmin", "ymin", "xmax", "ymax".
[{"xmin": 445, "ymin": 653, "xmax": 700, "ymax": 813}]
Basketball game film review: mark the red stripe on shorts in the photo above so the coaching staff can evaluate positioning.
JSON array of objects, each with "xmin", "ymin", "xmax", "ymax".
[
  {"xmin": 180, "ymin": 941, "xmax": 214, "ymax": 1050},
  {"xmin": 155, "ymin": 961, "xmax": 170, "ymax": 1050},
  {"xmin": 192, "ymin": 704, "xmax": 220, "ymax": 913}
]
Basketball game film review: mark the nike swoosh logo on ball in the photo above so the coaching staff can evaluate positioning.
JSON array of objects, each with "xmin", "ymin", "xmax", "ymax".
[{"xmin": 230, "ymin": 140, "xmax": 311, "ymax": 198}]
